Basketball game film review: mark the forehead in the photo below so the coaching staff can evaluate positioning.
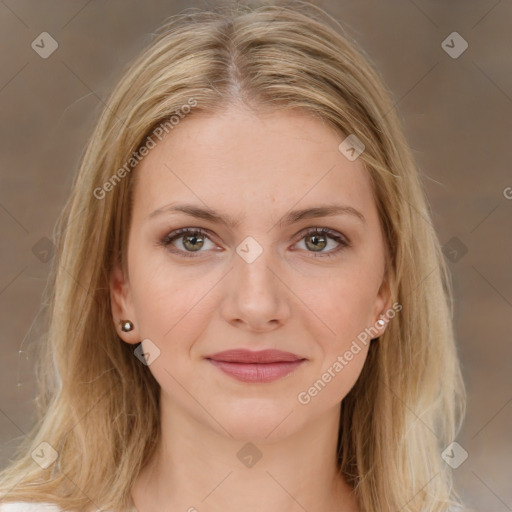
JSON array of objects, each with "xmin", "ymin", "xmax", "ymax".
[{"xmin": 131, "ymin": 107, "xmax": 376, "ymax": 224}]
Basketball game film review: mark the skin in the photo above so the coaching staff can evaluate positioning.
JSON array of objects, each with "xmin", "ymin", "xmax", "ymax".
[{"xmin": 110, "ymin": 106, "xmax": 391, "ymax": 512}]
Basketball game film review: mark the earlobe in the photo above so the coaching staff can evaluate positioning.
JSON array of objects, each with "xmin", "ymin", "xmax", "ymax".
[
  {"xmin": 372, "ymin": 275, "xmax": 393, "ymax": 334},
  {"xmin": 109, "ymin": 263, "xmax": 139, "ymax": 344}
]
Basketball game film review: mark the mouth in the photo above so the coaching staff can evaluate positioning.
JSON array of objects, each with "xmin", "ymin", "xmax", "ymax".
[{"xmin": 205, "ymin": 349, "xmax": 306, "ymax": 383}]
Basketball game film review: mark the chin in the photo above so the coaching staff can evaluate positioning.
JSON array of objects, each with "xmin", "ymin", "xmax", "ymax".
[{"xmin": 209, "ymin": 400, "xmax": 301, "ymax": 442}]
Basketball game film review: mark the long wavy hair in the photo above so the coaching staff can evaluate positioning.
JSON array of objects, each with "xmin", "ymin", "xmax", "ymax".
[{"xmin": 0, "ymin": 2, "xmax": 466, "ymax": 511}]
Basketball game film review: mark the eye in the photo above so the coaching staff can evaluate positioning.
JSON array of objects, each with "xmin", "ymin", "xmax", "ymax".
[
  {"xmin": 160, "ymin": 228, "xmax": 217, "ymax": 257},
  {"xmin": 293, "ymin": 227, "xmax": 350, "ymax": 258},
  {"xmin": 159, "ymin": 226, "xmax": 350, "ymax": 259}
]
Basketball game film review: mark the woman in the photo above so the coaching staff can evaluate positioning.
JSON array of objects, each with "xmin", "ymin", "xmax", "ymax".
[{"xmin": 0, "ymin": 1, "xmax": 467, "ymax": 511}]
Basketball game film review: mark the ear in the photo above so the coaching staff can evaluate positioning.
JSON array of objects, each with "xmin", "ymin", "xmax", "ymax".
[
  {"xmin": 371, "ymin": 273, "xmax": 393, "ymax": 337},
  {"xmin": 109, "ymin": 262, "xmax": 140, "ymax": 345}
]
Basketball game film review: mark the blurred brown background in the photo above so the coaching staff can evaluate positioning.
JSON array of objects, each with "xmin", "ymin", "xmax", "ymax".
[{"xmin": 1, "ymin": 1, "xmax": 511, "ymax": 510}]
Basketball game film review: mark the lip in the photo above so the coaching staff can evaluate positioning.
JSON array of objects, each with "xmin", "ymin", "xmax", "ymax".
[
  {"xmin": 205, "ymin": 349, "xmax": 306, "ymax": 383},
  {"xmin": 206, "ymin": 349, "xmax": 304, "ymax": 364}
]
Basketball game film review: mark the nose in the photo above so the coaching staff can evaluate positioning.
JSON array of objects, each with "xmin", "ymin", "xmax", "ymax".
[{"xmin": 219, "ymin": 247, "xmax": 291, "ymax": 333}]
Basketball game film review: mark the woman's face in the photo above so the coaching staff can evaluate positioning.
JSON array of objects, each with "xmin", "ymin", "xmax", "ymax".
[{"xmin": 111, "ymin": 106, "xmax": 390, "ymax": 440}]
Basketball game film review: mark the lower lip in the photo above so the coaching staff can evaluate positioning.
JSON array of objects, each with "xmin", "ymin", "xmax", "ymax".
[{"xmin": 207, "ymin": 359, "xmax": 305, "ymax": 383}]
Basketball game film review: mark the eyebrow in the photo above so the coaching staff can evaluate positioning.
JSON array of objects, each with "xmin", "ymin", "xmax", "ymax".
[{"xmin": 148, "ymin": 202, "xmax": 366, "ymax": 228}]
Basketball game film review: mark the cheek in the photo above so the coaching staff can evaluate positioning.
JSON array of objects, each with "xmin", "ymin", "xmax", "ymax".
[
  {"xmin": 128, "ymin": 248, "xmax": 216, "ymax": 343},
  {"xmin": 295, "ymin": 272, "xmax": 374, "ymax": 407},
  {"xmin": 295, "ymin": 262, "xmax": 380, "ymax": 344},
  {"xmin": 290, "ymin": 264, "xmax": 378, "ymax": 403}
]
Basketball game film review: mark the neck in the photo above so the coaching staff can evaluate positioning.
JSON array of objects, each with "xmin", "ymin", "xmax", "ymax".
[{"xmin": 131, "ymin": 392, "xmax": 359, "ymax": 512}]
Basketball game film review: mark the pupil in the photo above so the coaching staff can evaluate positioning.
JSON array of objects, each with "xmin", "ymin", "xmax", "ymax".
[{"xmin": 184, "ymin": 234, "xmax": 203, "ymax": 251}]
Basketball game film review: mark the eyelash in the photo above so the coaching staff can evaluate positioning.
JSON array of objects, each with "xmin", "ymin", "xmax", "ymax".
[{"xmin": 159, "ymin": 227, "xmax": 350, "ymax": 259}]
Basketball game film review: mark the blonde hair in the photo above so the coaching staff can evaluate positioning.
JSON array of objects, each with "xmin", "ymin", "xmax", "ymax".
[{"xmin": 0, "ymin": 2, "xmax": 466, "ymax": 511}]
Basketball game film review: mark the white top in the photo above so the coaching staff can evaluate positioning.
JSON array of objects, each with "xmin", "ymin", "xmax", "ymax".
[
  {"xmin": 0, "ymin": 504, "xmax": 62, "ymax": 512},
  {"xmin": 0, "ymin": 504, "xmax": 137, "ymax": 512},
  {"xmin": 0, "ymin": 501, "xmax": 137, "ymax": 512},
  {"xmin": 0, "ymin": 501, "xmax": 465, "ymax": 512}
]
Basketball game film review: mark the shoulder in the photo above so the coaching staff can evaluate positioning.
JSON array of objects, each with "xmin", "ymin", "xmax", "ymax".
[{"xmin": 0, "ymin": 503, "xmax": 62, "ymax": 512}]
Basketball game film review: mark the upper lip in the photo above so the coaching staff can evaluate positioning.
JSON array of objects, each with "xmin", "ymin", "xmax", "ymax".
[{"xmin": 206, "ymin": 349, "xmax": 305, "ymax": 363}]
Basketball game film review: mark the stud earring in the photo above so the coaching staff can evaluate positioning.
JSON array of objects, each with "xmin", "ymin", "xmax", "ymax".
[
  {"xmin": 377, "ymin": 318, "xmax": 386, "ymax": 327},
  {"xmin": 120, "ymin": 320, "xmax": 134, "ymax": 332}
]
